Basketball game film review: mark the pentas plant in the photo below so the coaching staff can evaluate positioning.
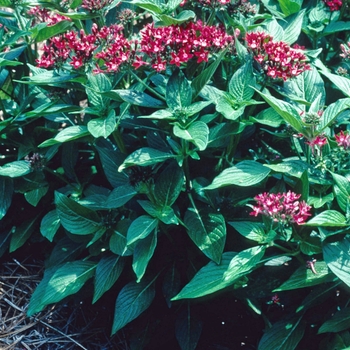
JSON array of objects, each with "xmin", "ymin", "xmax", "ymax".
[{"xmin": 2, "ymin": 0, "xmax": 350, "ymax": 349}]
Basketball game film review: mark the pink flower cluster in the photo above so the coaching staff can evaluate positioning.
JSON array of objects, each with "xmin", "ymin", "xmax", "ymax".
[
  {"xmin": 81, "ymin": 0, "xmax": 113, "ymax": 11},
  {"xmin": 305, "ymin": 135, "xmax": 327, "ymax": 154},
  {"xmin": 323, "ymin": 0, "xmax": 342, "ymax": 11},
  {"xmin": 250, "ymin": 191, "xmax": 311, "ymax": 225},
  {"xmin": 340, "ymin": 43, "xmax": 350, "ymax": 60},
  {"xmin": 335, "ymin": 131, "xmax": 350, "ymax": 149},
  {"xmin": 36, "ymin": 24, "xmax": 131, "ymax": 72},
  {"xmin": 27, "ymin": 6, "xmax": 70, "ymax": 26},
  {"xmin": 245, "ymin": 32, "xmax": 310, "ymax": 81},
  {"xmin": 139, "ymin": 21, "xmax": 233, "ymax": 72}
]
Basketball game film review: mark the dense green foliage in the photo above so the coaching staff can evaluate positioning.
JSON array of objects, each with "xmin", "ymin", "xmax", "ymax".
[{"xmin": 1, "ymin": 0, "xmax": 350, "ymax": 348}]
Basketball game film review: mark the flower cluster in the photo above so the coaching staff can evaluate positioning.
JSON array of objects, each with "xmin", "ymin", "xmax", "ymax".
[
  {"xmin": 81, "ymin": 0, "xmax": 113, "ymax": 11},
  {"xmin": 250, "ymin": 191, "xmax": 312, "ymax": 225},
  {"xmin": 305, "ymin": 135, "xmax": 327, "ymax": 154},
  {"xmin": 245, "ymin": 31, "xmax": 310, "ymax": 81},
  {"xmin": 340, "ymin": 42, "xmax": 350, "ymax": 60},
  {"xmin": 36, "ymin": 24, "xmax": 131, "ymax": 72},
  {"xmin": 335, "ymin": 130, "xmax": 350, "ymax": 149},
  {"xmin": 323, "ymin": 0, "xmax": 342, "ymax": 11},
  {"xmin": 139, "ymin": 21, "xmax": 233, "ymax": 72},
  {"xmin": 27, "ymin": 6, "xmax": 70, "ymax": 26}
]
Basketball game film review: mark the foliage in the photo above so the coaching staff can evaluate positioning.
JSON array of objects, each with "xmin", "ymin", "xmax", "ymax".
[{"xmin": 1, "ymin": 0, "xmax": 350, "ymax": 348}]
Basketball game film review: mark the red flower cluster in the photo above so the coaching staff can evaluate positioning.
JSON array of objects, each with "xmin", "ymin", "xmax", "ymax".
[
  {"xmin": 81, "ymin": 0, "xmax": 113, "ymax": 11},
  {"xmin": 139, "ymin": 21, "xmax": 233, "ymax": 72},
  {"xmin": 335, "ymin": 131, "xmax": 350, "ymax": 149},
  {"xmin": 340, "ymin": 42, "xmax": 350, "ymax": 60},
  {"xmin": 323, "ymin": 0, "xmax": 342, "ymax": 11},
  {"xmin": 245, "ymin": 31, "xmax": 310, "ymax": 81},
  {"xmin": 305, "ymin": 135, "xmax": 327, "ymax": 154},
  {"xmin": 36, "ymin": 24, "xmax": 130, "ymax": 72},
  {"xmin": 27, "ymin": 6, "xmax": 70, "ymax": 26},
  {"xmin": 250, "ymin": 191, "xmax": 311, "ymax": 225}
]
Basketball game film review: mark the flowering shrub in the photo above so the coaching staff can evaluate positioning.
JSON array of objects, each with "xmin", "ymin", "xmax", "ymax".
[{"xmin": 1, "ymin": 0, "xmax": 350, "ymax": 348}]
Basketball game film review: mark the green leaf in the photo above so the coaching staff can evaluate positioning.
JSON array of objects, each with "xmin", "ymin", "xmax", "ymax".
[
  {"xmin": 320, "ymin": 71, "xmax": 350, "ymax": 98},
  {"xmin": 87, "ymin": 109, "xmax": 116, "ymax": 138},
  {"xmin": 228, "ymin": 61, "xmax": 255, "ymax": 101},
  {"xmin": 138, "ymin": 200, "xmax": 179, "ymax": 225},
  {"xmin": 330, "ymin": 172, "xmax": 350, "ymax": 212},
  {"xmin": 303, "ymin": 210, "xmax": 347, "ymax": 227},
  {"xmin": 258, "ymin": 316, "xmax": 305, "ymax": 350},
  {"xmin": 133, "ymin": 231, "xmax": 157, "ymax": 282},
  {"xmin": 157, "ymin": 10, "xmax": 196, "ymax": 25},
  {"xmin": 10, "ymin": 216, "xmax": 38, "ymax": 252},
  {"xmin": 273, "ymin": 261, "xmax": 336, "ymax": 291},
  {"xmin": 284, "ymin": 67, "xmax": 325, "ymax": 108},
  {"xmin": 108, "ymin": 89, "xmax": 165, "ymax": 108},
  {"xmin": 185, "ymin": 208, "xmax": 226, "ymax": 264},
  {"xmin": 162, "ymin": 265, "xmax": 181, "ymax": 307},
  {"xmin": 0, "ymin": 176, "xmax": 13, "ymax": 219},
  {"xmin": 27, "ymin": 261, "xmax": 96, "ymax": 316},
  {"xmin": 110, "ymin": 221, "xmax": 134, "ymax": 257},
  {"xmin": 0, "ymin": 57, "xmax": 23, "ymax": 66},
  {"xmin": 154, "ymin": 161, "xmax": 184, "ymax": 207},
  {"xmin": 278, "ymin": 0, "xmax": 301, "ymax": 16},
  {"xmin": 216, "ymin": 97, "xmax": 245, "ymax": 120},
  {"xmin": 166, "ymin": 70, "xmax": 192, "ymax": 110},
  {"xmin": 39, "ymin": 126, "xmax": 90, "ymax": 147},
  {"xmin": 318, "ymin": 308, "xmax": 350, "ymax": 334},
  {"xmin": 40, "ymin": 210, "xmax": 61, "ymax": 242},
  {"xmin": 251, "ymin": 107, "xmax": 284, "ymax": 127},
  {"xmin": 93, "ymin": 255, "xmax": 125, "ymax": 303},
  {"xmin": 126, "ymin": 0, "xmax": 162, "ymax": 14},
  {"xmin": 205, "ymin": 161, "xmax": 271, "ymax": 189},
  {"xmin": 324, "ymin": 236, "xmax": 350, "ymax": 288},
  {"xmin": 173, "ymin": 121, "xmax": 209, "ymax": 151},
  {"xmin": 318, "ymin": 98, "xmax": 350, "ymax": 132},
  {"xmin": 106, "ymin": 184, "xmax": 137, "ymax": 208},
  {"xmin": 175, "ymin": 306, "xmax": 202, "ymax": 350},
  {"xmin": 191, "ymin": 49, "xmax": 227, "ymax": 99},
  {"xmin": 229, "ymin": 221, "xmax": 276, "ymax": 244},
  {"xmin": 127, "ymin": 215, "xmax": 158, "ymax": 245},
  {"xmin": 207, "ymin": 122, "xmax": 246, "ymax": 148},
  {"xmin": 139, "ymin": 108, "xmax": 175, "ymax": 120},
  {"xmin": 308, "ymin": 193, "xmax": 334, "ymax": 209},
  {"xmin": 112, "ymin": 277, "xmax": 156, "ymax": 334},
  {"xmin": 264, "ymin": 160, "xmax": 308, "ymax": 178},
  {"xmin": 254, "ymin": 89, "xmax": 304, "ymax": 133},
  {"xmin": 172, "ymin": 247, "xmax": 265, "ymax": 300},
  {"xmin": 0, "ymin": 160, "xmax": 31, "ymax": 177},
  {"xmin": 24, "ymin": 186, "xmax": 48, "ymax": 207},
  {"xmin": 55, "ymin": 191, "xmax": 101, "ymax": 234},
  {"xmin": 95, "ymin": 140, "xmax": 129, "ymax": 188},
  {"xmin": 282, "ymin": 9, "xmax": 305, "ymax": 44},
  {"xmin": 323, "ymin": 21, "xmax": 350, "ymax": 36},
  {"xmin": 33, "ymin": 20, "xmax": 73, "ymax": 42},
  {"xmin": 118, "ymin": 147, "xmax": 175, "ymax": 171}
]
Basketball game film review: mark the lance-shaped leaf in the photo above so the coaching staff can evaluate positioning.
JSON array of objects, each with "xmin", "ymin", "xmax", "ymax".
[
  {"xmin": 303, "ymin": 210, "xmax": 347, "ymax": 227},
  {"xmin": 39, "ymin": 126, "xmax": 90, "ymax": 147},
  {"xmin": 318, "ymin": 98, "xmax": 350, "ymax": 132},
  {"xmin": 281, "ymin": 9, "xmax": 305, "ymax": 45},
  {"xmin": 254, "ymin": 89, "xmax": 304, "ymax": 134},
  {"xmin": 258, "ymin": 316, "xmax": 305, "ymax": 350},
  {"xmin": 273, "ymin": 261, "xmax": 336, "ymax": 291},
  {"xmin": 40, "ymin": 210, "xmax": 61, "ymax": 242},
  {"xmin": 112, "ymin": 277, "xmax": 156, "ymax": 334},
  {"xmin": 205, "ymin": 161, "xmax": 271, "ymax": 190},
  {"xmin": 0, "ymin": 176, "xmax": 13, "ymax": 219},
  {"xmin": 229, "ymin": 60, "xmax": 255, "ymax": 101},
  {"xmin": 172, "ymin": 247, "xmax": 265, "ymax": 300},
  {"xmin": 88, "ymin": 109, "xmax": 116, "ymax": 139},
  {"xmin": 0, "ymin": 161, "xmax": 31, "ymax": 177},
  {"xmin": 106, "ymin": 184, "xmax": 137, "ymax": 208},
  {"xmin": 10, "ymin": 216, "xmax": 39, "ymax": 252},
  {"xmin": 318, "ymin": 307, "xmax": 350, "ymax": 334},
  {"xmin": 166, "ymin": 70, "xmax": 192, "ymax": 110},
  {"xmin": 55, "ymin": 191, "xmax": 101, "ymax": 234},
  {"xmin": 107, "ymin": 89, "xmax": 165, "ymax": 108},
  {"xmin": 27, "ymin": 261, "xmax": 97, "ymax": 316},
  {"xmin": 93, "ymin": 255, "xmax": 125, "ymax": 303},
  {"xmin": 323, "ymin": 236, "xmax": 350, "ymax": 288},
  {"xmin": 184, "ymin": 208, "xmax": 226, "ymax": 264},
  {"xmin": 173, "ymin": 121, "xmax": 209, "ymax": 151},
  {"xmin": 175, "ymin": 306, "xmax": 202, "ymax": 350},
  {"xmin": 320, "ymin": 71, "xmax": 350, "ymax": 98},
  {"xmin": 154, "ymin": 161, "xmax": 184, "ymax": 207},
  {"xmin": 229, "ymin": 221, "xmax": 276, "ymax": 244},
  {"xmin": 132, "ymin": 231, "xmax": 157, "ymax": 282},
  {"xmin": 330, "ymin": 172, "xmax": 350, "ymax": 212},
  {"xmin": 118, "ymin": 147, "xmax": 175, "ymax": 171},
  {"xmin": 127, "ymin": 215, "xmax": 158, "ymax": 245}
]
